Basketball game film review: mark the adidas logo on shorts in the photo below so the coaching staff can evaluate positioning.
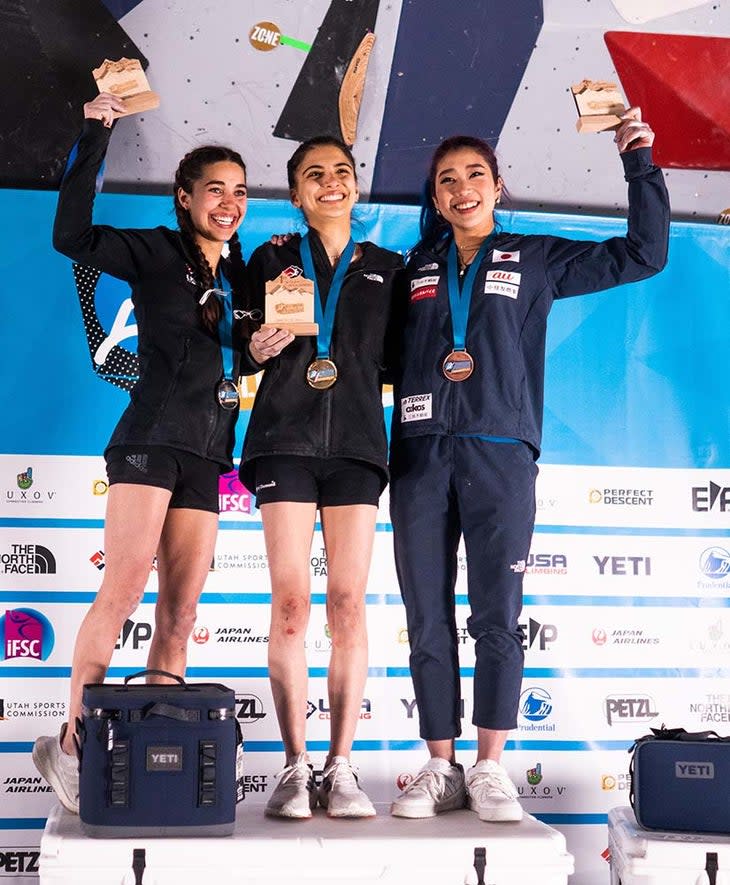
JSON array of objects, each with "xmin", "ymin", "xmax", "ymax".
[{"xmin": 125, "ymin": 453, "xmax": 149, "ymax": 473}]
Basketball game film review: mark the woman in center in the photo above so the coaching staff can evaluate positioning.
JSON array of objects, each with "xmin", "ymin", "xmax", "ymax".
[{"xmin": 239, "ymin": 136, "xmax": 402, "ymax": 818}]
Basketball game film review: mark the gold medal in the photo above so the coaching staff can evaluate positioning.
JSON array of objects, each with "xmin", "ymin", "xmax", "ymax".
[
  {"xmin": 306, "ymin": 358, "xmax": 338, "ymax": 390},
  {"xmin": 442, "ymin": 350, "xmax": 474, "ymax": 382}
]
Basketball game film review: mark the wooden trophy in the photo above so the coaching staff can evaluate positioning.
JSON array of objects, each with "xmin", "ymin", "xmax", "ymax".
[
  {"xmin": 571, "ymin": 80, "xmax": 626, "ymax": 133},
  {"xmin": 92, "ymin": 58, "xmax": 160, "ymax": 118},
  {"xmin": 263, "ymin": 273, "xmax": 318, "ymax": 335}
]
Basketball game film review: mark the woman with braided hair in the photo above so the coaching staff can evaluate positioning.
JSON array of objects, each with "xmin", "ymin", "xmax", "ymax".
[{"xmin": 33, "ymin": 92, "xmax": 249, "ymax": 814}]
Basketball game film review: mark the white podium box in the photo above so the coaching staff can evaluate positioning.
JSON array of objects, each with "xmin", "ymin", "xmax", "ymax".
[
  {"xmin": 40, "ymin": 802, "xmax": 574, "ymax": 885},
  {"xmin": 608, "ymin": 806, "xmax": 730, "ymax": 885}
]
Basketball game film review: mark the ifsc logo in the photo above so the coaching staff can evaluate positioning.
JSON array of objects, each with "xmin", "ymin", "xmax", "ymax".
[
  {"xmin": 0, "ymin": 608, "xmax": 55, "ymax": 662},
  {"xmin": 72, "ymin": 263, "xmax": 139, "ymax": 391}
]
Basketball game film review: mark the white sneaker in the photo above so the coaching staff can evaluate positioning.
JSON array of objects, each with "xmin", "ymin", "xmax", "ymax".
[
  {"xmin": 390, "ymin": 758, "xmax": 466, "ymax": 818},
  {"xmin": 319, "ymin": 757, "xmax": 376, "ymax": 818},
  {"xmin": 466, "ymin": 759, "xmax": 523, "ymax": 822},
  {"xmin": 265, "ymin": 753, "xmax": 317, "ymax": 818},
  {"xmin": 32, "ymin": 725, "xmax": 79, "ymax": 814}
]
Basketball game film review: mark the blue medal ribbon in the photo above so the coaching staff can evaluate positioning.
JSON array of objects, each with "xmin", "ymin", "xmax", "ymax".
[
  {"xmin": 300, "ymin": 233, "xmax": 356, "ymax": 359},
  {"xmin": 202, "ymin": 270, "xmax": 234, "ymax": 381},
  {"xmin": 446, "ymin": 234, "xmax": 495, "ymax": 351}
]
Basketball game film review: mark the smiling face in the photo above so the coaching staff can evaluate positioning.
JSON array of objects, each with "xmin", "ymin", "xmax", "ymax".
[
  {"xmin": 289, "ymin": 143, "xmax": 359, "ymax": 227},
  {"xmin": 177, "ymin": 160, "xmax": 247, "ymax": 249},
  {"xmin": 432, "ymin": 147, "xmax": 502, "ymax": 239}
]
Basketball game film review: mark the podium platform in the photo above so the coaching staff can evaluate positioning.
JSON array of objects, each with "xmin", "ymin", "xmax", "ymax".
[
  {"xmin": 40, "ymin": 802, "xmax": 574, "ymax": 884},
  {"xmin": 608, "ymin": 806, "xmax": 730, "ymax": 885}
]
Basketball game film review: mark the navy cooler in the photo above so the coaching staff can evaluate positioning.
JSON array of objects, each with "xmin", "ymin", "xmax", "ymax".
[
  {"xmin": 78, "ymin": 670, "xmax": 241, "ymax": 837},
  {"xmin": 630, "ymin": 727, "xmax": 730, "ymax": 835}
]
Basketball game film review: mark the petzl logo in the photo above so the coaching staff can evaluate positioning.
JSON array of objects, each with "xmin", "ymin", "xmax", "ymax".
[
  {"xmin": 700, "ymin": 547, "xmax": 730, "ymax": 580},
  {"xmin": 1, "ymin": 544, "xmax": 56, "ymax": 574},
  {"xmin": 519, "ymin": 687, "xmax": 553, "ymax": 722},
  {"xmin": 604, "ymin": 694, "xmax": 658, "ymax": 726},
  {"xmin": 235, "ymin": 693, "xmax": 267, "ymax": 724},
  {"xmin": 72, "ymin": 263, "xmax": 139, "ymax": 391},
  {"xmin": 0, "ymin": 848, "xmax": 40, "ymax": 873},
  {"xmin": 1, "ymin": 609, "xmax": 55, "ymax": 661}
]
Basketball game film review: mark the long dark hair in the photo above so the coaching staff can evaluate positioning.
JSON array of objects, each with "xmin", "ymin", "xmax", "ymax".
[
  {"xmin": 173, "ymin": 145, "xmax": 247, "ymax": 331},
  {"xmin": 419, "ymin": 135, "xmax": 504, "ymax": 249}
]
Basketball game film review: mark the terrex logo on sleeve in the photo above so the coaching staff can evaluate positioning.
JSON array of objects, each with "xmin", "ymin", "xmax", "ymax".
[{"xmin": 410, "ymin": 276, "xmax": 439, "ymax": 302}]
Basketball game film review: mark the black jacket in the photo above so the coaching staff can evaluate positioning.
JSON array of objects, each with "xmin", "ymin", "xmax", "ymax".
[
  {"xmin": 393, "ymin": 147, "xmax": 670, "ymax": 456},
  {"xmin": 53, "ymin": 119, "xmax": 243, "ymax": 470},
  {"xmin": 239, "ymin": 233, "xmax": 403, "ymax": 491}
]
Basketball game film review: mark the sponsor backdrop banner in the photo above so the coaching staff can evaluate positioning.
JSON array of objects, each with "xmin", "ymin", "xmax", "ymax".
[{"xmin": 1, "ymin": 190, "xmax": 729, "ymax": 884}]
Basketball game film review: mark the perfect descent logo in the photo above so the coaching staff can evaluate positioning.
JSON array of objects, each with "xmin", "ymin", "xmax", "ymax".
[{"xmin": 0, "ymin": 609, "xmax": 55, "ymax": 662}]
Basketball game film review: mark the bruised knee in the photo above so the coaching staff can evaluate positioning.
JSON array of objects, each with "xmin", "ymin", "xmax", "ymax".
[{"xmin": 271, "ymin": 594, "xmax": 311, "ymax": 638}]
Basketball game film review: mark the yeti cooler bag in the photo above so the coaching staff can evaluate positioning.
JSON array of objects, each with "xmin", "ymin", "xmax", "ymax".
[
  {"xmin": 630, "ymin": 726, "xmax": 730, "ymax": 834},
  {"xmin": 78, "ymin": 669, "xmax": 241, "ymax": 837}
]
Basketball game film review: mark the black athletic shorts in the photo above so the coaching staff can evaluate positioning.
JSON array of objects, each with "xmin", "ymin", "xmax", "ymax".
[
  {"xmin": 105, "ymin": 445, "xmax": 220, "ymax": 513},
  {"xmin": 252, "ymin": 455, "xmax": 382, "ymax": 508}
]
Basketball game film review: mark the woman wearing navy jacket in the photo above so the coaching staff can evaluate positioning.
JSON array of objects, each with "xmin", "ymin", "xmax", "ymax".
[{"xmin": 389, "ymin": 109, "xmax": 669, "ymax": 821}]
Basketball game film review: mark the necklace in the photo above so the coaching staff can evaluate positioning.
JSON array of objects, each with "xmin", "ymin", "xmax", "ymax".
[{"xmin": 456, "ymin": 243, "xmax": 482, "ymax": 274}]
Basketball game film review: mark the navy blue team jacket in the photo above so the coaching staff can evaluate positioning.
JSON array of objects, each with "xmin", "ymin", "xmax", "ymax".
[{"xmin": 393, "ymin": 147, "xmax": 670, "ymax": 455}]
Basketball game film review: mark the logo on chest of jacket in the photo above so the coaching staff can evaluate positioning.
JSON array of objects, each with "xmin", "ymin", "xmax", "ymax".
[
  {"xmin": 363, "ymin": 273, "xmax": 384, "ymax": 283},
  {"xmin": 410, "ymin": 276, "xmax": 439, "ymax": 302},
  {"xmin": 401, "ymin": 393, "xmax": 432, "ymax": 423},
  {"xmin": 484, "ymin": 270, "xmax": 521, "ymax": 300},
  {"xmin": 492, "ymin": 250, "xmax": 520, "ymax": 264}
]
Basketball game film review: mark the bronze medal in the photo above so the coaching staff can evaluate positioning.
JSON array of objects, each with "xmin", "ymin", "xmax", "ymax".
[
  {"xmin": 306, "ymin": 358, "xmax": 338, "ymax": 390},
  {"xmin": 442, "ymin": 350, "xmax": 474, "ymax": 382}
]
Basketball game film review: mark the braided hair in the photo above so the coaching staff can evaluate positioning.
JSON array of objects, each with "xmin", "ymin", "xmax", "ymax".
[{"xmin": 173, "ymin": 145, "xmax": 247, "ymax": 331}]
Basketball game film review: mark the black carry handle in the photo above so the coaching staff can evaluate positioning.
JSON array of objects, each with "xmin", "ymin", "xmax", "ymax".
[
  {"xmin": 649, "ymin": 726, "xmax": 729, "ymax": 742},
  {"xmin": 137, "ymin": 701, "xmax": 200, "ymax": 722},
  {"xmin": 706, "ymin": 852, "xmax": 719, "ymax": 885},
  {"xmin": 132, "ymin": 848, "xmax": 146, "ymax": 885},
  {"xmin": 473, "ymin": 847, "xmax": 486, "ymax": 885},
  {"xmin": 124, "ymin": 669, "xmax": 186, "ymax": 685}
]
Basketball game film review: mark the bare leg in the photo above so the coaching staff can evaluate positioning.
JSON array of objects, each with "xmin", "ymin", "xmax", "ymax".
[
  {"xmin": 261, "ymin": 501, "xmax": 317, "ymax": 760},
  {"xmin": 62, "ymin": 484, "xmax": 172, "ymax": 754},
  {"xmin": 426, "ymin": 739, "xmax": 457, "ymax": 764},
  {"xmin": 146, "ymin": 507, "xmax": 219, "ymax": 681},
  {"xmin": 476, "ymin": 727, "xmax": 509, "ymax": 763},
  {"xmin": 320, "ymin": 504, "xmax": 377, "ymax": 766}
]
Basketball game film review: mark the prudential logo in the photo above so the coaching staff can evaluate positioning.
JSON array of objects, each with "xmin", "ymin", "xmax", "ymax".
[
  {"xmin": 518, "ymin": 687, "xmax": 555, "ymax": 733},
  {"xmin": 0, "ymin": 609, "xmax": 55, "ymax": 661}
]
